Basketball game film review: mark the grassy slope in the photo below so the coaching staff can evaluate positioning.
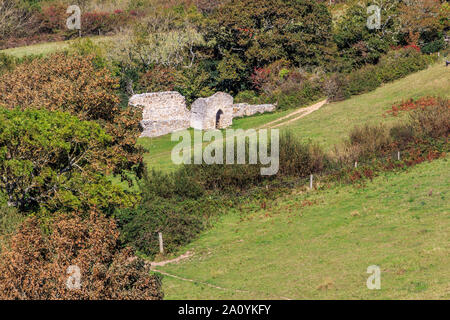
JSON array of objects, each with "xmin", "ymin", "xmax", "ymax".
[
  {"xmin": 158, "ymin": 157, "xmax": 449, "ymax": 299},
  {"xmin": 153, "ymin": 61, "xmax": 449, "ymax": 299},
  {"xmin": 0, "ymin": 36, "xmax": 112, "ymax": 58},
  {"xmin": 282, "ymin": 62, "xmax": 450, "ymax": 148},
  {"xmin": 140, "ymin": 62, "xmax": 449, "ymax": 172}
]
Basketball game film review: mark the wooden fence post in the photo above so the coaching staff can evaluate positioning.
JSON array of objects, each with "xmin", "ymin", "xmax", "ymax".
[{"xmin": 158, "ymin": 232, "xmax": 164, "ymax": 254}]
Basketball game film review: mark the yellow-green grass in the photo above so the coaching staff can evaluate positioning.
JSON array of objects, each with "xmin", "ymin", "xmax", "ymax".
[
  {"xmin": 0, "ymin": 36, "xmax": 112, "ymax": 58},
  {"xmin": 141, "ymin": 61, "xmax": 449, "ymax": 172},
  {"xmin": 157, "ymin": 156, "xmax": 449, "ymax": 299},
  {"xmin": 282, "ymin": 62, "xmax": 450, "ymax": 148},
  {"xmin": 138, "ymin": 109, "xmax": 293, "ymax": 172}
]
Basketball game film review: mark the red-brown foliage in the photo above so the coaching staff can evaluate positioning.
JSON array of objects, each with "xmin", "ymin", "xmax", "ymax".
[
  {"xmin": 385, "ymin": 96, "xmax": 439, "ymax": 117},
  {"xmin": 0, "ymin": 53, "xmax": 144, "ymax": 177},
  {"xmin": 0, "ymin": 212, "xmax": 163, "ymax": 300}
]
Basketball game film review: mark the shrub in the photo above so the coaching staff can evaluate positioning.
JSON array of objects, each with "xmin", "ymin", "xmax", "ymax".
[
  {"xmin": 0, "ymin": 202, "xmax": 22, "ymax": 250},
  {"xmin": 234, "ymin": 90, "xmax": 260, "ymax": 104},
  {"xmin": 115, "ymin": 169, "xmax": 219, "ymax": 257},
  {"xmin": 376, "ymin": 47, "xmax": 435, "ymax": 83},
  {"xmin": 138, "ymin": 66, "xmax": 177, "ymax": 93},
  {"xmin": 348, "ymin": 124, "xmax": 392, "ymax": 159},
  {"xmin": 421, "ymin": 39, "xmax": 446, "ymax": 54},
  {"xmin": 278, "ymin": 131, "xmax": 328, "ymax": 177},
  {"xmin": 0, "ymin": 52, "xmax": 16, "ymax": 75},
  {"xmin": 0, "ymin": 53, "xmax": 144, "ymax": 179},
  {"xmin": 37, "ymin": 1, "xmax": 66, "ymax": 34},
  {"xmin": 323, "ymin": 73, "xmax": 348, "ymax": 102},
  {"xmin": 345, "ymin": 65, "xmax": 381, "ymax": 96},
  {"xmin": 0, "ymin": 107, "xmax": 137, "ymax": 214},
  {"xmin": 408, "ymin": 98, "xmax": 450, "ymax": 139},
  {"xmin": 0, "ymin": 211, "xmax": 163, "ymax": 300}
]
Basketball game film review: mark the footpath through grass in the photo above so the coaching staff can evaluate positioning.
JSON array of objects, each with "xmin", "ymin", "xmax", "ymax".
[
  {"xmin": 157, "ymin": 157, "xmax": 449, "ymax": 299},
  {"xmin": 283, "ymin": 62, "xmax": 450, "ymax": 148}
]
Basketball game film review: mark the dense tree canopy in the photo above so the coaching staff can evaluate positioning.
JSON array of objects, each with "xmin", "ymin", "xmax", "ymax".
[{"xmin": 206, "ymin": 0, "xmax": 335, "ymax": 91}]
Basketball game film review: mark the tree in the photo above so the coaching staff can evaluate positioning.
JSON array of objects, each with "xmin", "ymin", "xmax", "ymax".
[
  {"xmin": 0, "ymin": 211, "xmax": 163, "ymax": 300},
  {"xmin": 207, "ymin": 0, "xmax": 334, "ymax": 92},
  {"xmin": 0, "ymin": 53, "xmax": 144, "ymax": 181},
  {"xmin": 333, "ymin": 0, "xmax": 401, "ymax": 71},
  {"xmin": 398, "ymin": 0, "xmax": 445, "ymax": 45},
  {"xmin": 0, "ymin": 108, "xmax": 137, "ymax": 214}
]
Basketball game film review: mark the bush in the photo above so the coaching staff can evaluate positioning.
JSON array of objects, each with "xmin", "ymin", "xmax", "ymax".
[
  {"xmin": 0, "ymin": 53, "xmax": 16, "ymax": 75},
  {"xmin": 0, "ymin": 202, "xmax": 23, "ymax": 250},
  {"xmin": 0, "ymin": 211, "xmax": 163, "ymax": 300},
  {"xmin": 138, "ymin": 66, "xmax": 176, "ymax": 93},
  {"xmin": 115, "ymin": 169, "xmax": 219, "ymax": 257},
  {"xmin": 323, "ymin": 73, "xmax": 348, "ymax": 102},
  {"xmin": 348, "ymin": 124, "xmax": 392, "ymax": 159},
  {"xmin": 376, "ymin": 47, "xmax": 435, "ymax": 83},
  {"xmin": 345, "ymin": 65, "xmax": 381, "ymax": 96},
  {"xmin": 0, "ymin": 107, "xmax": 137, "ymax": 214},
  {"xmin": 208, "ymin": 0, "xmax": 334, "ymax": 92},
  {"xmin": 37, "ymin": 1, "xmax": 66, "ymax": 34},
  {"xmin": 421, "ymin": 39, "xmax": 446, "ymax": 54},
  {"xmin": 408, "ymin": 98, "xmax": 450, "ymax": 139},
  {"xmin": 278, "ymin": 131, "xmax": 328, "ymax": 177},
  {"xmin": 0, "ymin": 53, "xmax": 144, "ymax": 179}
]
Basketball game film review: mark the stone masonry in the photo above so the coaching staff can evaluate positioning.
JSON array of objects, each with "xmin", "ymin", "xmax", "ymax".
[
  {"xmin": 128, "ymin": 91, "xmax": 190, "ymax": 138},
  {"xmin": 232, "ymin": 103, "xmax": 277, "ymax": 118},
  {"xmin": 190, "ymin": 92, "xmax": 234, "ymax": 130},
  {"xmin": 129, "ymin": 91, "xmax": 276, "ymax": 137}
]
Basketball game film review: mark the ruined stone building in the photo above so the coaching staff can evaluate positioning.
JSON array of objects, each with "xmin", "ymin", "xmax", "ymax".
[{"xmin": 129, "ymin": 91, "xmax": 276, "ymax": 138}]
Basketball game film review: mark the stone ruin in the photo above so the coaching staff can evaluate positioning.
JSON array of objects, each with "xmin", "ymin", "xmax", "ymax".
[
  {"xmin": 129, "ymin": 91, "xmax": 277, "ymax": 138},
  {"xmin": 190, "ymin": 92, "xmax": 234, "ymax": 130},
  {"xmin": 128, "ymin": 92, "xmax": 190, "ymax": 138}
]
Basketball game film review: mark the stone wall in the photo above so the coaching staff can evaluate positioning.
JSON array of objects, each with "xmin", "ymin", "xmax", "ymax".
[
  {"xmin": 232, "ymin": 103, "xmax": 277, "ymax": 118},
  {"xmin": 190, "ymin": 92, "xmax": 234, "ymax": 130},
  {"xmin": 129, "ymin": 91, "xmax": 190, "ymax": 138},
  {"xmin": 130, "ymin": 91, "xmax": 277, "ymax": 137}
]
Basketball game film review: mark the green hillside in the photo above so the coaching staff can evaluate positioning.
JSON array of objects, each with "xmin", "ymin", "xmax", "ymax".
[{"xmin": 157, "ymin": 156, "xmax": 449, "ymax": 299}]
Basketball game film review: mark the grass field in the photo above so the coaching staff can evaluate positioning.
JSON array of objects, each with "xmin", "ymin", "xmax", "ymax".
[
  {"xmin": 140, "ymin": 61, "xmax": 449, "ymax": 172},
  {"xmin": 156, "ymin": 157, "xmax": 449, "ymax": 299},
  {"xmin": 146, "ymin": 61, "xmax": 450, "ymax": 299},
  {"xmin": 0, "ymin": 36, "xmax": 112, "ymax": 57}
]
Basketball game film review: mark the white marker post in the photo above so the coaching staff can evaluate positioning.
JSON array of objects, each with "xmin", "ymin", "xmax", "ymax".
[
  {"xmin": 398, "ymin": 151, "xmax": 401, "ymax": 161},
  {"xmin": 309, "ymin": 174, "xmax": 313, "ymax": 190},
  {"xmin": 355, "ymin": 161, "xmax": 358, "ymax": 168},
  {"xmin": 158, "ymin": 232, "xmax": 164, "ymax": 254}
]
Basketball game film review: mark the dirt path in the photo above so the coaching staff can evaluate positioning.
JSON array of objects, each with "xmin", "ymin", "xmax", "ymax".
[{"xmin": 260, "ymin": 99, "xmax": 328, "ymax": 129}]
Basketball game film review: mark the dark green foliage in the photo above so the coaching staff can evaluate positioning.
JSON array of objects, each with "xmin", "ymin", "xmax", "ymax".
[
  {"xmin": 0, "ymin": 107, "xmax": 137, "ymax": 214},
  {"xmin": 333, "ymin": 2, "xmax": 399, "ymax": 72},
  {"xmin": 115, "ymin": 169, "xmax": 219, "ymax": 257},
  {"xmin": 421, "ymin": 39, "xmax": 446, "ymax": 54},
  {"xmin": 278, "ymin": 131, "xmax": 329, "ymax": 177},
  {"xmin": 207, "ymin": 0, "xmax": 334, "ymax": 92},
  {"xmin": 376, "ymin": 47, "xmax": 435, "ymax": 83},
  {"xmin": 345, "ymin": 64, "xmax": 382, "ymax": 96}
]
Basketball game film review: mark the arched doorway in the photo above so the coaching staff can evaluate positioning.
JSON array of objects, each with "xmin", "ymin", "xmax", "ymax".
[{"xmin": 215, "ymin": 109, "xmax": 224, "ymax": 129}]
